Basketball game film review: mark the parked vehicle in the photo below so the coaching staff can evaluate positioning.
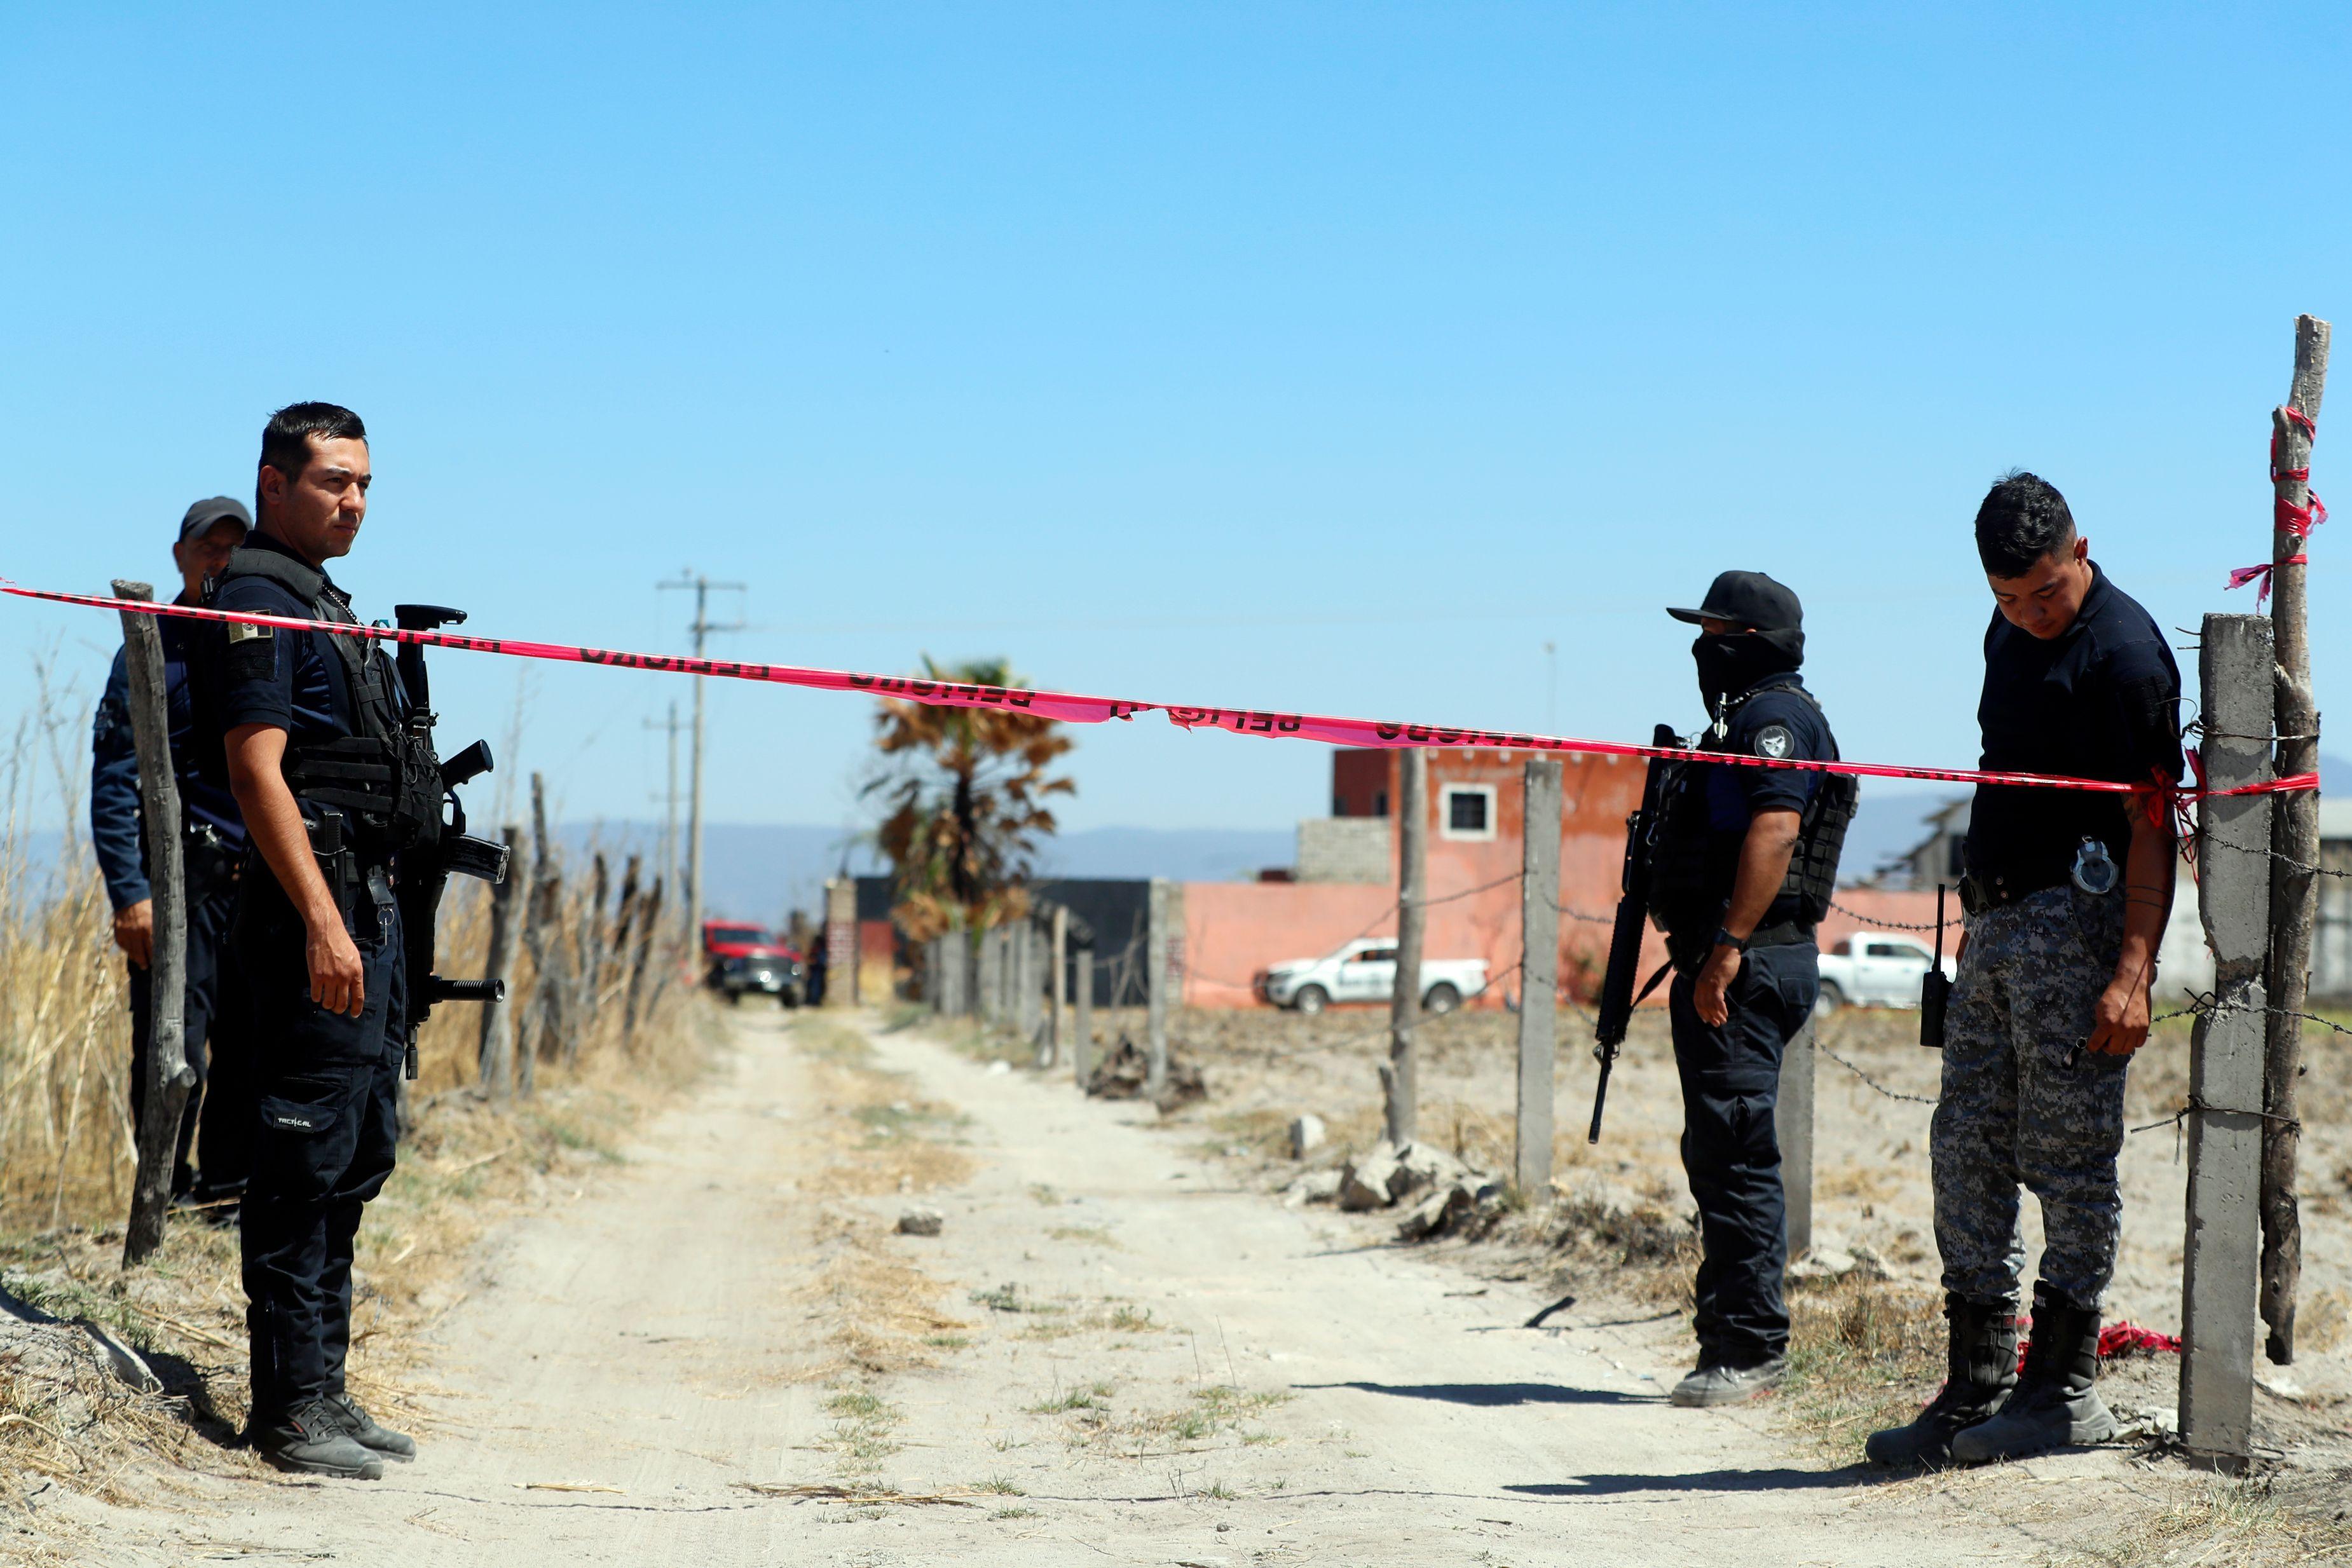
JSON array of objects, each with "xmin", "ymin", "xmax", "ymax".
[
  {"xmin": 702, "ymin": 920, "xmax": 805, "ymax": 1007},
  {"xmin": 1256, "ymin": 938, "xmax": 1491, "ymax": 1016},
  {"xmin": 1815, "ymin": 930, "xmax": 1953, "ymax": 1012}
]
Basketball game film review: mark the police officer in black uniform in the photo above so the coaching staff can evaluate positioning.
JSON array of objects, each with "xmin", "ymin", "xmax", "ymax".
[
  {"xmin": 207, "ymin": 404, "xmax": 418, "ymax": 1480},
  {"xmin": 1651, "ymin": 571, "xmax": 1850, "ymax": 1407}
]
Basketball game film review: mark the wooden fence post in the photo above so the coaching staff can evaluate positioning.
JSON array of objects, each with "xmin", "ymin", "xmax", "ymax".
[
  {"xmin": 518, "ymin": 773, "xmax": 565, "ymax": 1093},
  {"xmin": 1146, "ymin": 879, "xmax": 1172, "ymax": 1097},
  {"xmin": 2263, "ymin": 314, "xmax": 2330, "ymax": 1363},
  {"xmin": 1074, "ymin": 942, "xmax": 1095, "ymax": 1087},
  {"xmin": 477, "ymin": 824, "xmax": 526, "ymax": 1098},
  {"xmin": 1049, "ymin": 904, "xmax": 1068, "ymax": 1067},
  {"xmin": 2180, "ymin": 611, "xmax": 2276, "ymax": 1472},
  {"xmin": 624, "ymin": 876, "xmax": 663, "ymax": 1046},
  {"xmin": 570, "ymin": 850, "xmax": 610, "ymax": 1059},
  {"xmin": 1778, "ymin": 1018, "xmax": 1816, "ymax": 1260},
  {"xmin": 114, "ymin": 582, "xmax": 191, "ymax": 1267},
  {"xmin": 1384, "ymin": 748, "xmax": 1427, "ymax": 1146},
  {"xmin": 608, "ymin": 854, "xmax": 642, "ymax": 1018},
  {"xmin": 1516, "ymin": 758, "xmax": 1562, "ymax": 1198}
]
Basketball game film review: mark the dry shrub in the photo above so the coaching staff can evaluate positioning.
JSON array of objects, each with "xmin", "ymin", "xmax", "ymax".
[
  {"xmin": 1780, "ymin": 1274, "xmax": 1944, "ymax": 1455},
  {"xmin": 807, "ymin": 1221, "xmax": 971, "ymax": 1375},
  {"xmin": 1548, "ymin": 1188, "xmax": 1699, "ymax": 1306}
]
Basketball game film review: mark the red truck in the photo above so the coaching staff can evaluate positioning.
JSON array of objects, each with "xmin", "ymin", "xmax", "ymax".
[{"xmin": 701, "ymin": 920, "xmax": 805, "ymax": 1007}]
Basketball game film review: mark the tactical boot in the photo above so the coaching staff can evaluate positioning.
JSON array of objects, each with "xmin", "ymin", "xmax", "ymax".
[
  {"xmin": 1669, "ymin": 1354, "xmax": 1788, "ymax": 1407},
  {"xmin": 249, "ymin": 1398, "xmax": 385, "ymax": 1480},
  {"xmin": 329, "ymin": 1391, "xmax": 416, "ymax": 1461},
  {"xmin": 1949, "ymin": 1290, "xmax": 2116, "ymax": 1465},
  {"xmin": 1864, "ymin": 1295, "xmax": 2018, "ymax": 1467}
]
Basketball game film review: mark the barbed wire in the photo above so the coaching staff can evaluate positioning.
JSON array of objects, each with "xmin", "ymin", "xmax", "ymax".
[
  {"xmin": 1823, "ymin": 898, "xmax": 1960, "ymax": 934},
  {"xmin": 1814, "ymin": 1040, "xmax": 1940, "ymax": 1106}
]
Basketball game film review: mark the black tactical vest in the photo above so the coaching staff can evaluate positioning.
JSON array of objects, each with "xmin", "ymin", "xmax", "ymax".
[
  {"xmin": 203, "ymin": 547, "xmax": 442, "ymax": 859},
  {"xmin": 1644, "ymin": 685, "xmax": 1856, "ymax": 965}
]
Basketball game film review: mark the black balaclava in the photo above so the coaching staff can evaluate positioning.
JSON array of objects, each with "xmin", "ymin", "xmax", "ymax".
[{"xmin": 1692, "ymin": 627, "xmax": 1805, "ymax": 712}]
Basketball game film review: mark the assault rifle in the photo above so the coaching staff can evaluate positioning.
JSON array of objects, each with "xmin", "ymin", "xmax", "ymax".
[
  {"xmin": 1589, "ymin": 724, "xmax": 1683, "ymax": 1143},
  {"xmin": 392, "ymin": 604, "xmax": 513, "ymax": 1079}
]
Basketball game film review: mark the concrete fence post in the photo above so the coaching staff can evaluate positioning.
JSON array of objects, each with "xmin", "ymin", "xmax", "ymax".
[
  {"xmin": 1385, "ymin": 748, "xmax": 1428, "ymax": 1146},
  {"xmin": 1073, "ymin": 943, "xmax": 1096, "ymax": 1088},
  {"xmin": 1777, "ymin": 1019, "xmax": 1816, "ymax": 1259},
  {"xmin": 1017, "ymin": 920, "xmax": 1043, "ymax": 1053},
  {"xmin": 1516, "ymin": 758, "xmax": 1562, "ymax": 1198},
  {"xmin": 1147, "ymin": 879, "xmax": 1173, "ymax": 1096},
  {"xmin": 978, "ymin": 923, "xmax": 1002, "ymax": 1024},
  {"xmin": 823, "ymin": 878, "xmax": 856, "ymax": 1011},
  {"xmin": 1049, "ymin": 904, "xmax": 1068, "ymax": 1067},
  {"xmin": 2180, "ymin": 611, "xmax": 2277, "ymax": 1471}
]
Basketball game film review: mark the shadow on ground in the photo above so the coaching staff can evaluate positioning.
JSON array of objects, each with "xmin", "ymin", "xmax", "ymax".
[
  {"xmin": 1297, "ymin": 1379, "xmax": 1659, "ymax": 1408},
  {"xmin": 1506, "ymin": 1466, "xmax": 1877, "ymax": 1496}
]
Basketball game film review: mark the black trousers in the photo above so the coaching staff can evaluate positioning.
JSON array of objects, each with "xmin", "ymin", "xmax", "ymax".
[
  {"xmin": 235, "ymin": 873, "xmax": 405, "ymax": 1424},
  {"xmin": 127, "ymin": 861, "xmax": 252, "ymax": 1194},
  {"xmin": 1667, "ymin": 940, "xmax": 1817, "ymax": 1369}
]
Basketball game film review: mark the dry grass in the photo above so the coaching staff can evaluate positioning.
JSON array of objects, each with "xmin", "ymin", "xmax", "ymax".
[
  {"xmin": 2046, "ymin": 1471, "xmax": 2352, "ymax": 1568},
  {"xmin": 783, "ymin": 1016, "xmax": 974, "ymax": 1389}
]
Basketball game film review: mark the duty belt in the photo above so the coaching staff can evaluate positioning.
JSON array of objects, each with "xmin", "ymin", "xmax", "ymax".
[{"xmin": 1958, "ymin": 866, "xmax": 2065, "ymax": 917}]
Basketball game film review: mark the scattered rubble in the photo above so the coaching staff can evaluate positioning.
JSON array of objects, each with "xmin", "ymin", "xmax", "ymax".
[
  {"xmin": 896, "ymin": 1207, "xmax": 944, "ymax": 1237},
  {"xmin": 1084, "ymin": 1037, "xmax": 1207, "ymax": 1112},
  {"xmin": 1289, "ymin": 1141, "xmax": 1508, "ymax": 1241},
  {"xmin": 1288, "ymin": 1114, "xmax": 1326, "ymax": 1159},
  {"xmin": 1788, "ymin": 1242, "xmax": 1890, "ymax": 1283}
]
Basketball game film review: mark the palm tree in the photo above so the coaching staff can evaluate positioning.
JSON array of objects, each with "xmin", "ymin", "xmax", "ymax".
[{"xmin": 864, "ymin": 656, "xmax": 1076, "ymax": 939}]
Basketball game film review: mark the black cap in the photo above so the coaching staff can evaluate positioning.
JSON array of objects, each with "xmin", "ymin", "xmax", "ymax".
[
  {"xmin": 177, "ymin": 496, "xmax": 252, "ymax": 547},
  {"xmin": 1665, "ymin": 569, "xmax": 1802, "ymax": 632}
]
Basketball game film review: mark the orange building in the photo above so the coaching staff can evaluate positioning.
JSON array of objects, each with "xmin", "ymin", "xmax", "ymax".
[{"xmin": 1181, "ymin": 747, "xmax": 1932, "ymax": 1009}]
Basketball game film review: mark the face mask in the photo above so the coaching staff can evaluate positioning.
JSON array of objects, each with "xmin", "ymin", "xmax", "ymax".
[{"xmin": 1692, "ymin": 630, "xmax": 1803, "ymax": 711}]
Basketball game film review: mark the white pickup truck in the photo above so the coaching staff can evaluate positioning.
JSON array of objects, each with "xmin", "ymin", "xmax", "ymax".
[
  {"xmin": 1815, "ymin": 930, "xmax": 1956, "ymax": 1012},
  {"xmin": 1258, "ymin": 938, "xmax": 1491, "ymax": 1016}
]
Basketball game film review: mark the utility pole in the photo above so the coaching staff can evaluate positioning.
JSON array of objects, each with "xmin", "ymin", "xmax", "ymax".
[
  {"xmin": 643, "ymin": 700, "xmax": 681, "ymax": 900},
  {"xmin": 657, "ymin": 571, "xmax": 745, "ymax": 948}
]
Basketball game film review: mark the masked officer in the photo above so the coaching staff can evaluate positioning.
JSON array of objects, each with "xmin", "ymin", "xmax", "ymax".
[
  {"xmin": 1650, "ymin": 571, "xmax": 1851, "ymax": 1407},
  {"xmin": 93, "ymin": 498, "xmax": 254, "ymax": 1206},
  {"xmin": 1868, "ymin": 474, "xmax": 2179, "ymax": 1467},
  {"xmin": 205, "ymin": 403, "xmax": 418, "ymax": 1480}
]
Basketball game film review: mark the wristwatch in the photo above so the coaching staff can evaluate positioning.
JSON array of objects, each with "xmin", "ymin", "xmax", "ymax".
[{"xmin": 1713, "ymin": 926, "xmax": 1749, "ymax": 954}]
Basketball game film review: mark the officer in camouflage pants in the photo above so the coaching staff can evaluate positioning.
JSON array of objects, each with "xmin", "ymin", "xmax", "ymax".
[
  {"xmin": 1934, "ymin": 885, "xmax": 2130, "ymax": 1314},
  {"xmin": 1869, "ymin": 473, "xmax": 2179, "ymax": 1469}
]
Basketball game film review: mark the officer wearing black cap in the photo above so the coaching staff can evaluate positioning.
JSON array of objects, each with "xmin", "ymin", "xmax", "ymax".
[
  {"xmin": 1651, "ymin": 570, "xmax": 1849, "ymax": 1407},
  {"xmin": 92, "ymin": 497, "xmax": 255, "ymax": 1206},
  {"xmin": 203, "ymin": 404, "xmax": 417, "ymax": 1480}
]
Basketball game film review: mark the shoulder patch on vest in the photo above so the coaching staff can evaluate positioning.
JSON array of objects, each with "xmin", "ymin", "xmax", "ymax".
[
  {"xmin": 1754, "ymin": 723, "xmax": 1795, "ymax": 761},
  {"xmin": 227, "ymin": 620, "xmax": 272, "ymax": 644}
]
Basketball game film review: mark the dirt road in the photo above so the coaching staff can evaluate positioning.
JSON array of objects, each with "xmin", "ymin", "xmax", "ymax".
[{"xmin": 57, "ymin": 1009, "xmax": 2096, "ymax": 1566}]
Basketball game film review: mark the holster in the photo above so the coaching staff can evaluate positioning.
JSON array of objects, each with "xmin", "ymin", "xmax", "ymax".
[{"xmin": 305, "ymin": 808, "xmax": 355, "ymax": 931}]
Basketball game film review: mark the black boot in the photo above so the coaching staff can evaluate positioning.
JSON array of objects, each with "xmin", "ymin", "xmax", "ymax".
[
  {"xmin": 1949, "ymin": 1287, "xmax": 2116, "ymax": 1464},
  {"xmin": 329, "ymin": 1391, "xmax": 416, "ymax": 1461},
  {"xmin": 247, "ymin": 1398, "xmax": 385, "ymax": 1480},
  {"xmin": 1864, "ymin": 1295, "xmax": 2017, "ymax": 1467}
]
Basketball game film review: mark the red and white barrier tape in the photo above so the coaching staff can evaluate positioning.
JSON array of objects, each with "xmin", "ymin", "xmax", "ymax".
[{"xmin": 3, "ymin": 579, "xmax": 2317, "ymax": 803}]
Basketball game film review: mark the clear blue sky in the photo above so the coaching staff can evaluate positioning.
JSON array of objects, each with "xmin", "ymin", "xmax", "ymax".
[{"xmin": 4, "ymin": 3, "xmax": 2346, "ymax": 842}]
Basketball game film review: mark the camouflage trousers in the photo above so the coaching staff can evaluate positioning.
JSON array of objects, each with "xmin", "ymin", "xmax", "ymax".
[{"xmin": 1931, "ymin": 883, "xmax": 2130, "ymax": 1311}]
